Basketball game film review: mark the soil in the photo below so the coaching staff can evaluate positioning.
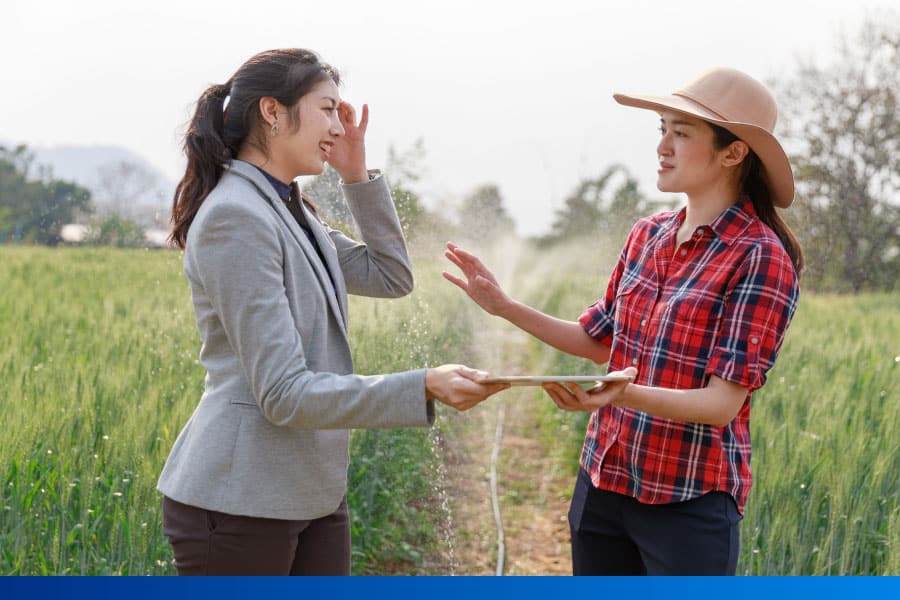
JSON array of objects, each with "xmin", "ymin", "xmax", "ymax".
[{"xmin": 436, "ymin": 391, "xmax": 576, "ymax": 576}]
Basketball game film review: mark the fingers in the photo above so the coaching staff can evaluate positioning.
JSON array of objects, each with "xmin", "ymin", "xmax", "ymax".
[
  {"xmin": 443, "ymin": 249, "xmax": 467, "ymax": 272},
  {"xmin": 455, "ymin": 366, "xmax": 490, "ymax": 381},
  {"xmin": 441, "ymin": 271, "xmax": 468, "ymax": 292},
  {"xmin": 337, "ymin": 101, "xmax": 356, "ymax": 126},
  {"xmin": 543, "ymin": 382, "xmax": 589, "ymax": 412},
  {"xmin": 358, "ymin": 103, "xmax": 369, "ymax": 133},
  {"xmin": 337, "ymin": 101, "xmax": 369, "ymax": 136},
  {"xmin": 449, "ymin": 244, "xmax": 487, "ymax": 271}
]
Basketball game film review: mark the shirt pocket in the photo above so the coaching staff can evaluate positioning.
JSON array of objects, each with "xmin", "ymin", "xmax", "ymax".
[{"xmin": 663, "ymin": 286, "xmax": 726, "ymax": 366}]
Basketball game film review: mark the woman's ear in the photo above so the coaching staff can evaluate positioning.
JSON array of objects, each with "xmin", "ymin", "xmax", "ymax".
[
  {"xmin": 721, "ymin": 140, "xmax": 750, "ymax": 167},
  {"xmin": 258, "ymin": 97, "xmax": 280, "ymax": 126}
]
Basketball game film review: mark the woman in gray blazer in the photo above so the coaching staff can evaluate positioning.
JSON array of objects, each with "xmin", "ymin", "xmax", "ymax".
[{"xmin": 158, "ymin": 48, "xmax": 506, "ymax": 576}]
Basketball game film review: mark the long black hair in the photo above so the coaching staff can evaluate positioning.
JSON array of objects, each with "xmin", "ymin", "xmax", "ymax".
[
  {"xmin": 169, "ymin": 49, "xmax": 339, "ymax": 249},
  {"xmin": 710, "ymin": 124, "xmax": 804, "ymax": 275}
]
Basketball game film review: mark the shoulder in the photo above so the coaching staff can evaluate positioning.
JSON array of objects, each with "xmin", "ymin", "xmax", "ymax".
[
  {"xmin": 734, "ymin": 221, "xmax": 799, "ymax": 296},
  {"xmin": 626, "ymin": 209, "xmax": 678, "ymax": 244},
  {"xmin": 187, "ymin": 173, "xmax": 278, "ymax": 247},
  {"xmin": 744, "ymin": 219, "xmax": 794, "ymax": 270}
]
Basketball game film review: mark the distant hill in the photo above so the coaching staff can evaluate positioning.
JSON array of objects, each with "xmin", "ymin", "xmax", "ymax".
[{"xmin": 1, "ymin": 139, "xmax": 176, "ymax": 215}]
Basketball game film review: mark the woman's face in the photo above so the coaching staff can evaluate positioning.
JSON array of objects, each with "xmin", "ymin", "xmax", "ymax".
[
  {"xmin": 277, "ymin": 79, "xmax": 344, "ymax": 177},
  {"xmin": 655, "ymin": 111, "xmax": 723, "ymax": 195}
]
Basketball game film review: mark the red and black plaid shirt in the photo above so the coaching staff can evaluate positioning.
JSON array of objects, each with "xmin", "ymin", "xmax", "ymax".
[{"xmin": 578, "ymin": 197, "xmax": 799, "ymax": 513}]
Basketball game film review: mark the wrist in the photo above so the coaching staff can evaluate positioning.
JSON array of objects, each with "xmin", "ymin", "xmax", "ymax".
[
  {"xmin": 338, "ymin": 167, "xmax": 370, "ymax": 185},
  {"xmin": 424, "ymin": 368, "xmax": 437, "ymax": 401},
  {"xmin": 497, "ymin": 298, "xmax": 522, "ymax": 322}
]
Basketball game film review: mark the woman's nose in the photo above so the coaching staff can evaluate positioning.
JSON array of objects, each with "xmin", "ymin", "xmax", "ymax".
[
  {"xmin": 657, "ymin": 135, "xmax": 672, "ymax": 156},
  {"xmin": 330, "ymin": 114, "xmax": 345, "ymax": 137}
]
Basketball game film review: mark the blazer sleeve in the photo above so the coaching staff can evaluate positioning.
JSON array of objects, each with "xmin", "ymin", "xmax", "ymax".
[
  {"xmin": 329, "ymin": 174, "xmax": 415, "ymax": 298},
  {"xmin": 188, "ymin": 197, "xmax": 432, "ymax": 430}
]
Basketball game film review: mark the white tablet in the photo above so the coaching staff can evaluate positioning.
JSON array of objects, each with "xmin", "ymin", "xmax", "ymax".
[{"xmin": 480, "ymin": 375, "xmax": 634, "ymax": 388}]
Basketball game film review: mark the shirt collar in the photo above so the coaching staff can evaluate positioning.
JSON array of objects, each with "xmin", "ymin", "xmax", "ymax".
[
  {"xmin": 669, "ymin": 195, "xmax": 757, "ymax": 245},
  {"xmin": 251, "ymin": 165, "xmax": 292, "ymax": 202},
  {"xmin": 711, "ymin": 195, "xmax": 756, "ymax": 244}
]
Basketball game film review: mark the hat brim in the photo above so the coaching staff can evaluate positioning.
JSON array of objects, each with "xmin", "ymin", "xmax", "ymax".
[{"xmin": 613, "ymin": 92, "xmax": 795, "ymax": 208}]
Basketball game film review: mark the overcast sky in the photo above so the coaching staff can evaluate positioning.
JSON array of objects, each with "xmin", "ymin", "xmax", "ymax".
[{"xmin": 1, "ymin": 0, "xmax": 895, "ymax": 235}]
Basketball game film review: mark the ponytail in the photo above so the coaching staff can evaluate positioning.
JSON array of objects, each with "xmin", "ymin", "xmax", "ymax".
[
  {"xmin": 710, "ymin": 124, "xmax": 804, "ymax": 275},
  {"xmin": 168, "ymin": 49, "xmax": 340, "ymax": 249},
  {"xmin": 740, "ymin": 153, "xmax": 804, "ymax": 275},
  {"xmin": 169, "ymin": 82, "xmax": 233, "ymax": 249}
]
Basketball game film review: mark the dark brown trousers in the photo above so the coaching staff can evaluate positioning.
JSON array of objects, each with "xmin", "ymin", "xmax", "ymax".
[{"xmin": 162, "ymin": 495, "xmax": 351, "ymax": 575}]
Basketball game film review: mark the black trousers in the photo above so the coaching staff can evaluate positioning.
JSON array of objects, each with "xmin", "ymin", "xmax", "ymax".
[
  {"xmin": 162, "ymin": 496, "xmax": 351, "ymax": 575},
  {"xmin": 568, "ymin": 468, "xmax": 741, "ymax": 575}
]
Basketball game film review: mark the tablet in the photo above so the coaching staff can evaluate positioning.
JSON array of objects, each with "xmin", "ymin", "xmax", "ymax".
[{"xmin": 480, "ymin": 375, "xmax": 634, "ymax": 388}]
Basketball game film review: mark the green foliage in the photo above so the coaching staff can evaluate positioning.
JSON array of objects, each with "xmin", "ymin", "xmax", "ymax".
[
  {"xmin": 385, "ymin": 139, "xmax": 429, "ymax": 238},
  {"xmin": 0, "ymin": 247, "xmax": 200, "ymax": 574},
  {"xmin": 301, "ymin": 164, "xmax": 354, "ymax": 231},
  {"xmin": 1, "ymin": 245, "xmax": 896, "ymax": 575},
  {"xmin": 90, "ymin": 214, "xmax": 146, "ymax": 248},
  {"xmin": 776, "ymin": 16, "xmax": 900, "ymax": 293},
  {"xmin": 346, "ymin": 257, "xmax": 475, "ymax": 574},
  {"xmin": 0, "ymin": 247, "xmax": 475, "ymax": 575},
  {"xmin": 0, "ymin": 145, "xmax": 94, "ymax": 244},
  {"xmin": 457, "ymin": 184, "xmax": 515, "ymax": 244},
  {"xmin": 538, "ymin": 164, "xmax": 661, "ymax": 250}
]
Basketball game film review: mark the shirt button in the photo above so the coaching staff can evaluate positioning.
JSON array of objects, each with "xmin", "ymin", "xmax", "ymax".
[
  {"xmin": 641, "ymin": 319, "xmax": 647, "ymax": 327},
  {"xmin": 680, "ymin": 248, "xmax": 688, "ymax": 256},
  {"xmin": 631, "ymin": 358, "xmax": 638, "ymax": 365},
  {"xmin": 750, "ymin": 337, "xmax": 759, "ymax": 345}
]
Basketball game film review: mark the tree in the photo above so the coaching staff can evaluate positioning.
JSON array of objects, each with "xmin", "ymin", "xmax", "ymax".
[
  {"xmin": 302, "ymin": 139, "xmax": 434, "ymax": 240},
  {"xmin": 385, "ymin": 138, "xmax": 428, "ymax": 237},
  {"xmin": 90, "ymin": 214, "xmax": 146, "ymax": 248},
  {"xmin": 775, "ymin": 15, "xmax": 900, "ymax": 292},
  {"xmin": 0, "ymin": 145, "xmax": 94, "ymax": 244},
  {"xmin": 94, "ymin": 160, "xmax": 164, "ymax": 222},
  {"xmin": 302, "ymin": 164, "xmax": 354, "ymax": 230},
  {"xmin": 457, "ymin": 183, "xmax": 515, "ymax": 244},
  {"xmin": 539, "ymin": 164, "xmax": 653, "ymax": 250}
]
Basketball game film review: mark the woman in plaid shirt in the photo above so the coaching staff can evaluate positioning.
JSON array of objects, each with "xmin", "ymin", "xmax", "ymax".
[{"xmin": 444, "ymin": 67, "xmax": 802, "ymax": 575}]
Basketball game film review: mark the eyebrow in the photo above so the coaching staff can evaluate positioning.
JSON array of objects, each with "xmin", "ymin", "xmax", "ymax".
[{"xmin": 321, "ymin": 96, "xmax": 339, "ymax": 106}]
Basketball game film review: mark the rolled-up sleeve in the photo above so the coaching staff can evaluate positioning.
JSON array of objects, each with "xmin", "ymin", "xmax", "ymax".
[{"xmin": 706, "ymin": 242, "xmax": 799, "ymax": 391}]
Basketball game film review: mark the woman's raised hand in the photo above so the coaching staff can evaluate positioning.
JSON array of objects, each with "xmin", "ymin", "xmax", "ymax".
[
  {"xmin": 328, "ymin": 101, "xmax": 369, "ymax": 183},
  {"xmin": 442, "ymin": 242, "xmax": 513, "ymax": 317},
  {"xmin": 425, "ymin": 365, "xmax": 509, "ymax": 411}
]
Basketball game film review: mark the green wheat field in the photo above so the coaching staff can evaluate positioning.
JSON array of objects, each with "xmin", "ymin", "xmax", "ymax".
[{"xmin": 0, "ymin": 246, "xmax": 896, "ymax": 575}]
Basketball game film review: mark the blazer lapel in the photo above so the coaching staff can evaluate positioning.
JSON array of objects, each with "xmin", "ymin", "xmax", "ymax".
[
  {"xmin": 294, "ymin": 187, "xmax": 349, "ymax": 328},
  {"xmin": 225, "ymin": 162, "xmax": 349, "ymax": 337}
]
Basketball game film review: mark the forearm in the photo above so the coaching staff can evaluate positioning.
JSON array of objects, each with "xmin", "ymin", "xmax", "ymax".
[
  {"xmin": 339, "ymin": 174, "xmax": 414, "ymax": 297},
  {"xmin": 615, "ymin": 377, "xmax": 747, "ymax": 427},
  {"xmin": 501, "ymin": 300, "xmax": 610, "ymax": 364}
]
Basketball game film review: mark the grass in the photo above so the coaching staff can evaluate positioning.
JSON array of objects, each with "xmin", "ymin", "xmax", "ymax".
[
  {"xmin": 0, "ymin": 246, "xmax": 474, "ymax": 575},
  {"xmin": 519, "ymin": 269, "xmax": 898, "ymax": 575},
  {"xmin": 1, "ymin": 244, "xmax": 896, "ymax": 575}
]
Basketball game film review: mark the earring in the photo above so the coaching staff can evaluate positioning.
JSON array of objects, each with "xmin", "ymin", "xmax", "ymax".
[{"xmin": 270, "ymin": 120, "xmax": 278, "ymax": 137}]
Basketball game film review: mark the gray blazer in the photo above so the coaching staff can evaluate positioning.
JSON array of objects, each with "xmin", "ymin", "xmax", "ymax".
[{"xmin": 157, "ymin": 160, "xmax": 432, "ymax": 520}]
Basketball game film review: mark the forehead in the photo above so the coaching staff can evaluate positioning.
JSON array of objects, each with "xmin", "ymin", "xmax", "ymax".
[{"xmin": 305, "ymin": 79, "xmax": 340, "ymax": 101}]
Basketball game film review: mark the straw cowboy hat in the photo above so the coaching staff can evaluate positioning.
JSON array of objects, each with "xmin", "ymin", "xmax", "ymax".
[{"xmin": 613, "ymin": 67, "xmax": 794, "ymax": 208}]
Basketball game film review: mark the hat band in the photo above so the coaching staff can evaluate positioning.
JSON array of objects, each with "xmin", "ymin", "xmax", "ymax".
[{"xmin": 672, "ymin": 92, "xmax": 730, "ymax": 121}]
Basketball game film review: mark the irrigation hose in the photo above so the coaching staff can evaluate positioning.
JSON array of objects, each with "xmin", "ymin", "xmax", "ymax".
[{"xmin": 489, "ymin": 402, "xmax": 506, "ymax": 576}]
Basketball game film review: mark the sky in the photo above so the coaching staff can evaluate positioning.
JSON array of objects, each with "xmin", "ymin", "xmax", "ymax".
[{"xmin": 1, "ymin": 0, "xmax": 896, "ymax": 236}]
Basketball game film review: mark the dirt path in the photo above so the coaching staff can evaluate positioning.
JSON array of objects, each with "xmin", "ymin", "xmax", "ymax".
[
  {"xmin": 438, "ymin": 391, "xmax": 574, "ymax": 575},
  {"xmin": 430, "ymin": 240, "xmax": 576, "ymax": 576}
]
